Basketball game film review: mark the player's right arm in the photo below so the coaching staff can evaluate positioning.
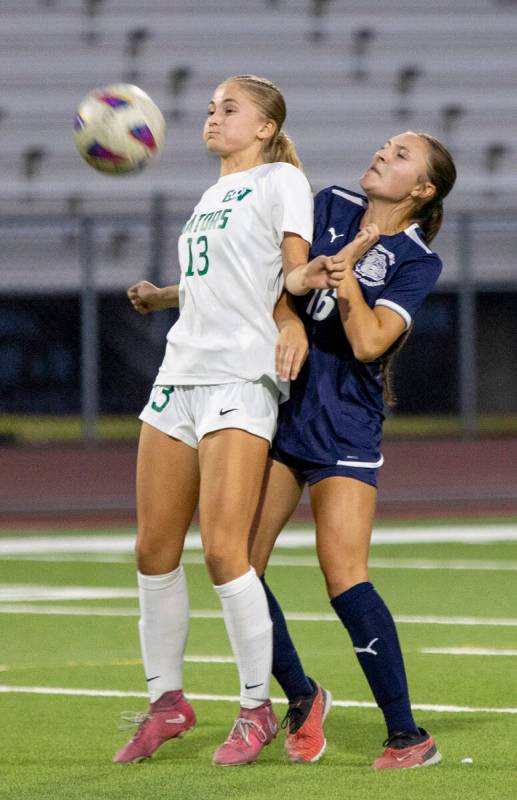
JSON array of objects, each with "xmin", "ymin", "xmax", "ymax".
[
  {"xmin": 273, "ymin": 291, "xmax": 308, "ymax": 381},
  {"xmin": 282, "ymin": 234, "xmax": 347, "ymax": 295},
  {"xmin": 127, "ymin": 280, "xmax": 179, "ymax": 314}
]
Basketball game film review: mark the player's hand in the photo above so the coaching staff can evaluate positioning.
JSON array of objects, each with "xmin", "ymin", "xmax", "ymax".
[
  {"xmin": 276, "ymin": 321, "xmax": 308, "ymax": 381},
  {"xmin": 333, "ymin": 224, "xmax": 380, "ymax": 270},
  {"xmin": 302, "ymin": 254, "xmax": 346, "ymax": 289},
  {"xmin": 127, "ymin": 281, "xmax": 164, "ymax": 314}
]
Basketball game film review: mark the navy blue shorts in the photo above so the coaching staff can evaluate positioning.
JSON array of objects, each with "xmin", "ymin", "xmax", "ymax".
[{"xmin": 271, "ymin": 444, "xmax": 379, "ymax": 488}]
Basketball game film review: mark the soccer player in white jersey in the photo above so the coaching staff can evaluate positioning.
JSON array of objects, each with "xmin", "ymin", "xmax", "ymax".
[{"xmin": 112, "ymin": 74, "xmax": 372, "ymax": 767}]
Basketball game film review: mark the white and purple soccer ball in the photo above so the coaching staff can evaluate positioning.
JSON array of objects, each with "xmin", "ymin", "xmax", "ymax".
[{"xmin": 73, "ymin": 83, "xmax": 166, "ymax": 175}]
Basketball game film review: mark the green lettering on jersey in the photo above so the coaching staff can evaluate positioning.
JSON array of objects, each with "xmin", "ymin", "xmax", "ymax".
[
  {"xmin": 218, "ymin": 208, "xmax": 232, "ymax": 229},
  {"xmin": 199, "ymin": 212, "xmax": 215, "ymax": 232},
  {"xmin": 196, "ymin": 235, "xmax": 209, "ymax": 275},
  {"xmin": 193, "ymin": 214, "xmax": 208, "ymax": 233},
  {"xmin": 182, "ymin": 214, "xmax": 197, "ymax": 234},
  {"xmin": 222, "ymin": 187, "xmax": 253, "ymax": 203},
  {"xmin": 209, "ymin": 209, "xmax": 223, "ymax": 229},
  {"xmin": 185, "ymin": 235, "xmax": 210, "ymax": 277},
  {"xmin": 236, "ymin": 188, "xmax": 253, "ymax": 201}
]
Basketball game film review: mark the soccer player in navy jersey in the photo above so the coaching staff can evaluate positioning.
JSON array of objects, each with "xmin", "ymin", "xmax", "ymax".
[{"xmin": 249, "ymin": 131, "xmax": 457, "ymax": 768}]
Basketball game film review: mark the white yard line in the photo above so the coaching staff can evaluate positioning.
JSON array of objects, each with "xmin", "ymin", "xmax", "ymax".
[
  {"xmin": 4, "ymin": 552, "xmax": 517, "ymax": 571},
  {"xmin": 421, "ymin": 647, "xmax": 517, "ymax": 657},
  {"xmin": 0, "ymin": 684, "xmax": 516, "ymax": 714},
  {"xmin": 0, "ymin": 655, "xmax": 234, "ymax": 672},
  {"xmin": 0, "ymin": 554, "xmax": 134, "ymax": 564},
  {"xmin": 368, "ymin": 558, "xmax": 517, "ymax": 572},
  {"xmin": 0, "ymin": 585, "xmax": 138, "ymax": 601},
  {"xmin": 1, "ymin": 524, "xmax": 517, "ymax": 557},
  {"xmin": 393, "ymin": 614, "xmax": 517, "ymax": 627},
  {"xmin": 1, "ymin": 602, "xmax": 517, "ymax": 627},
  {"xmin": 0, "ymin": 604, "xmax": 138, "ymax": 617}
]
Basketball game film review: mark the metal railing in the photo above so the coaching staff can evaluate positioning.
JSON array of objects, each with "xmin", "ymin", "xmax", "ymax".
[{"xmin": 1, "ymin": 197, "xmax": 516, "ymax": 442}]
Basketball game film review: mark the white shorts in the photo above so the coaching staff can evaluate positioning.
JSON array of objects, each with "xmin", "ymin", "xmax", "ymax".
[{"xmin": 139, "ymin": 379, "xmax": 280, "ymax": 449}]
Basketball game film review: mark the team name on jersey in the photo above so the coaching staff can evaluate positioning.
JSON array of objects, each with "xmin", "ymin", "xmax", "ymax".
[
  {"xmin": 182, "ymin": 208, "xmax": 233, "ymax": 234},
  {"xmin": 222, "ymin": 187, "xmax": 253, "ymax": 203}
]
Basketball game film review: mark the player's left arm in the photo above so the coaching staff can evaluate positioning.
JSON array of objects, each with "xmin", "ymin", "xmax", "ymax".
[
  {"xmin": 273, "ymin": 291, "xmax": 308, "ymax": 381},
  {"xmin": 335, "ymin": 230, "xmax": 441, "ymax": 362},
  {"xmin": 336, "ymin": 271, "xmax": 406, "ymax": 362}
]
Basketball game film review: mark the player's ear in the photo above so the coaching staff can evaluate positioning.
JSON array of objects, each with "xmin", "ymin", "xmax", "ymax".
[
  {"xmin": 411, "ymin": 181, "xmax": 436, "ymax": 202},
  {"xmin": 257, "ymin": 119, "xmax": 276, "ymax": 142}
]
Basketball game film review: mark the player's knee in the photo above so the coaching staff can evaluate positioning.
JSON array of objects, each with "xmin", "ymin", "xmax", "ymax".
[
  {"xmin": 320, "ymin": 561, "xmax": 368, "ymax": 598},
  {"xmin": 203, "ymin": 543, "xmax": 230, "ymax": 583},
  {"xmin": 135, "ymin": 524, "xmax": 174, "ymax": 572},
  {"xmin": 204, "ymin": 536, "xmax": 248, "ymax": 584}
]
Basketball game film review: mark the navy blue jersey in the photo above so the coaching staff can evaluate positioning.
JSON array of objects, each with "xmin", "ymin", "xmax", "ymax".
[{"xmin": 274, "ymin": 186, "xmax": 442, "ymax": 467}]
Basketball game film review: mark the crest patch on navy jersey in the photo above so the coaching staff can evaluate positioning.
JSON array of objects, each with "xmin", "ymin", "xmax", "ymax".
[{"xmin": 354, "ymin": 244, "xmax": 395, "ymax": 287}]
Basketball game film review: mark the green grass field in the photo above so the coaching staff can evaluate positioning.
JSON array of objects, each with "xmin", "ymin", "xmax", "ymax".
[
  {"xmin": 2, "ymin": 412, "xmax": 517, "ymax": 443},
  {"xmin": 1, "ymin": 523, "xmax": 517, "ymax": 800}
]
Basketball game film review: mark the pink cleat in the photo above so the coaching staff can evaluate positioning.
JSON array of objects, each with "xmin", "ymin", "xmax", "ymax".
[
  {"xmin": 373, "ymin": 728, "xmax": 441, "ymax": 769},
  {"xmin": 112, "ymin": 690, "xmax": 196, "ymax": 763},
  {"xmin": 212, "ymin": 700, "xmax": 278, "ymax": 766},
  {"xmin": 283, "ymin": 680, "xmax": 332, "ymax": 763}
]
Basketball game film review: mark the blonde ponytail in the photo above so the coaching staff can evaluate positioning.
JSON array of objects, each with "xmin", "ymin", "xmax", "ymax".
[
  {"xmin": 265, "ymin": 130, "xmax": 303, "ymax": 169},
  {"xmin": 226, "ymin": 74, "xmax": 303, "ymax": 170}
]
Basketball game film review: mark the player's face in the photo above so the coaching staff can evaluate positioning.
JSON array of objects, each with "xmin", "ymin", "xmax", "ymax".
[
  {"xmin": 359, "ymin": 132, "xmax": 435, "ymax": 204},
  {"xmin": 203, "ymin": 82, "xmax": 273, "ymax": 157}
]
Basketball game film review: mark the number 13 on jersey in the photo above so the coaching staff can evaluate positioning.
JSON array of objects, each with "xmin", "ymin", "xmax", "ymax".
[{"xmin": 185, "ymin": 235, "xmax": 210, "ymax": 276}]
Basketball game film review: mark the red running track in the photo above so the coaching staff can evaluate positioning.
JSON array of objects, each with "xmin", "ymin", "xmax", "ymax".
[{"xmin": 0, "ymin": 437, "xmax": 516, "ymax": 527}]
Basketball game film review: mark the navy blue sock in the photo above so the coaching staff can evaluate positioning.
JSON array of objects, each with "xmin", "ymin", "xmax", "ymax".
[
  {"xmin": 260, "ymin": 575, "xmax": 314, "ymax": 701},
  {"xmin": 331, "ymin": 581, "xmax": 418, "ymax": 736}
]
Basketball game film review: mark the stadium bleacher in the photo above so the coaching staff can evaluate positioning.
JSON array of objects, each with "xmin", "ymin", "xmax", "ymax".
[{"xmin": 1, "ymin": 0, "xmax": 516, "ymax": 286}]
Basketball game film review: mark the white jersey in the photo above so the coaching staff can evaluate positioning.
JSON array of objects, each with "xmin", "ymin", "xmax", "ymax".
[{"xmin": 156, "ymin": 162, "xmax": 314, "ymax": 397}]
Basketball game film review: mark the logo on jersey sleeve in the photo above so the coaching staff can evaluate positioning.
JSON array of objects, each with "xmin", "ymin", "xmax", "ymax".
[
  {"xmin": 222, "ymin": 187, "xmax": 253, "ymax": 203},
  {"xmin": 354, "ymin": 244, "xmax": 395, "ymax": 287}
]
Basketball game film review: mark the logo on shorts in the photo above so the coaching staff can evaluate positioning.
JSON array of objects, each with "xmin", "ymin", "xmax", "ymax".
[{"xmin": 219, "ymin": 408, "xmax": 239, "ymax": 416}]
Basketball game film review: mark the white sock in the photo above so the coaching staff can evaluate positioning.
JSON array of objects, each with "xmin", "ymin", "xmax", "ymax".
[
  {"xmin": 137, "ymin": 566, "xmax": 189, "ymax": 703},
  {"xmin": 213, "ymin": 567, "xmax": 272, "ymax": 709}
]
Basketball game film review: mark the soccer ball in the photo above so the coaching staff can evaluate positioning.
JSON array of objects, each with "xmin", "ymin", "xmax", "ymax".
[{"xmin": 73, "ymin": 83, "xmax": 166, "ymax": 175}]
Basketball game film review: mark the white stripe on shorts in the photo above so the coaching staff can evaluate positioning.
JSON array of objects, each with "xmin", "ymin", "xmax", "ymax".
[{"xmin": 336, "ymin": 456, "xmax": 384, "ymax": 468}]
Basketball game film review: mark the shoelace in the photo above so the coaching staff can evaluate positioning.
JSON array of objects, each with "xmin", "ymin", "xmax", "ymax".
[
  {"xmin": 281, "ymin": 701, "xmax": 304, "ymax": 734},
  {"xmin": 118, "ymin": 710, "xmax": 150, "ymax": 732},
  {"xmin": 225, "ymin": 717, "xmax": 267, "ymax": 746},
  {"xmin": 382, "ymin": 730, "xmax": 424, "ymax": 749}
]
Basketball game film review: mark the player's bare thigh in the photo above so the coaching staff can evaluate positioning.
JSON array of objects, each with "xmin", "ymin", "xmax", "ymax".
[
  {"xmin": 249, "ymin": 457, "xmax": 305, "ymax": 577},
  {"xmin": 310, "ymin": 476, "xmax": 377, "ymax": 598},
  {"xmin": 197, "ymin": 428, "xmax": 270, "ymax": 584},
  {"xmin": 136, "ymin": 421, "xmax": 200, "ymax": 575}
]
